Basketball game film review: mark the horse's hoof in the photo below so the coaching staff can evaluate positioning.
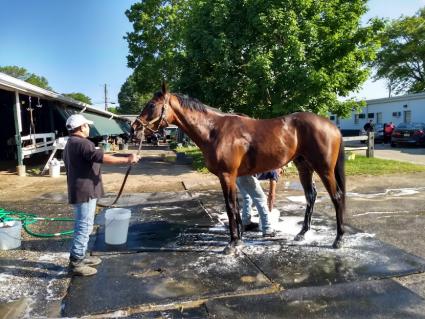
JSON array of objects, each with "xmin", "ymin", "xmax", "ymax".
[
  {"xmin": 223, "ymin": 245, "xmax": 235, "ymax": 255},
  {"xmin": 332, "ymin": 238, "xmax": 343, "ymax": 249},
  {"xmin": 294, "ymin": 233, "xmax": 305, "ymax": 241},
  {"xmin": 223, "ymin": 240, "xmax": 244, "ymax": 255}
]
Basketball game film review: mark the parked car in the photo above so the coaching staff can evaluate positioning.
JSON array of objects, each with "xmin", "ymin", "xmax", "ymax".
[
  {"xmin": 391, "ymin": 122, "xmax": 425, "ymax": 147},
  {"xmin": 359, "ymin": 123, "xmax": 384, "ymax": 144}
]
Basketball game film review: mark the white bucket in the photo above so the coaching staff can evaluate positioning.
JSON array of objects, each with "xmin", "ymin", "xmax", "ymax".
[
  {"xmin": 259, "ymin": 208, "xmax": 281, "ymax": 231},
  {"xmin": 0, "ymin": 221, "xmax": 22, "ymax": 250},
  {"xmin": 105, "ymin": 208, "xmax": 131, "ymax": 245},
  {"xmin": 49, "ymin": 160, "xmax": 61, "ymax": 178}
]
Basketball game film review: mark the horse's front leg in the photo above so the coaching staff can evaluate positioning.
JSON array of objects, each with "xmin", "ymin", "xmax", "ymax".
[{"xmin": 219, "ymin": 173, "xmax": 243, "ymax": 254}]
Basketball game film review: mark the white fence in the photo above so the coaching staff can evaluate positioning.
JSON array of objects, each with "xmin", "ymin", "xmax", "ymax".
[
  {"xmin": 21, "ymin": 133, "xmax": 56, "ymax": 157},
  {"xmin": 343, "ymin": 133, "xmax": 374, "ymax": 157}
]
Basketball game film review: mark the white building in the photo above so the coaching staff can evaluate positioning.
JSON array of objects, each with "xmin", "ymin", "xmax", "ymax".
[{"xmin": 331, "ymin": 92, "xmax": 425, "ymax": 135}]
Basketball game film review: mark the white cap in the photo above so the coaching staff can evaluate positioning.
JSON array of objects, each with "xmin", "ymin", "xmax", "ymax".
[{"xmin": 66, "ymin": 114, "xmax": 94, "ymax": 130}]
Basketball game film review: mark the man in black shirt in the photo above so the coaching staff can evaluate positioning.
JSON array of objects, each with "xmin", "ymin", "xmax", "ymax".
[
  {"xmin": 64, "ymin": 114, "xmax": 139, "ymax": 276},
  {"xmin": 363, "ymin": 120, "xmax": 374, "ymax": 133}
]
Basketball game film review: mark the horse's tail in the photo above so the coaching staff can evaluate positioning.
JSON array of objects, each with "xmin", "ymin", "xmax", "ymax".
[{"xmin": 335, "ymin": 136, "xmax": 346, "ymax": 210}]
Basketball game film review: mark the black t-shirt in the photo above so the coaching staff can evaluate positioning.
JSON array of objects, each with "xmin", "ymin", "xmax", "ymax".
[
  {"xmin": 63, "ymin": 135, "xmax": 104, "ymax": 204},
  {"xmin": 364, "ymin": 122, "xmax": 374, "ymax": 132}
]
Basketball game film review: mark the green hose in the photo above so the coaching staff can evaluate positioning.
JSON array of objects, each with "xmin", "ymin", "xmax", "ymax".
[{"xmin": 0, "ymin": 208, "xmax": 75, "ymax": 238}]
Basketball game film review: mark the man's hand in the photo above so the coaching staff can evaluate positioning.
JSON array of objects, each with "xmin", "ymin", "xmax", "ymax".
[
  {"xmin": 267, "ymin": 193, "xmax": 275, "ymax": 212},
  {"xmin": 127, "ymin": 154, "xmax": 140, "ymax": 164}
]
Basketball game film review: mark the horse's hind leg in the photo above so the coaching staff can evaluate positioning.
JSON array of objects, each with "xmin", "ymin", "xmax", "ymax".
[
  {"xmin": 293, "ymin": 157, "xmax": 317, "ymax": 241},
  {"xmin": 219, "ymin": 173, "xmax": 243, "ymax": 254},
  {"xmin": 316, "ymin": 170, "xmax": 345, "ymax": 248}
]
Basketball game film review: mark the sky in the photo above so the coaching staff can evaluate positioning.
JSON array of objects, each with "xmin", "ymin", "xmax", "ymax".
[{"xmin": 0, "ymin": 0, "xmax": 424, "ymax": 111}]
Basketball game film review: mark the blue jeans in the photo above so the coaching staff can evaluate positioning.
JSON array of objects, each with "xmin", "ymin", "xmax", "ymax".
[
  {"xmin": 237, "ymin": 175, "xmax": 272, "ymax": 233},
  {"xmin": 70, "ymin": 198, "xmax": 97, "ymax": 260}
]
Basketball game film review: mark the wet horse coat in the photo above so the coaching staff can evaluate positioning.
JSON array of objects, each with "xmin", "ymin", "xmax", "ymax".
[{"xmin": 133, "ymin": 84, "xmax": 346, "ymax": 251}]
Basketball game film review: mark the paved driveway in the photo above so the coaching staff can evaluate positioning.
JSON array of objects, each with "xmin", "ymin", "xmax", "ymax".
[
  {"xmin": 351, "ymin": 142, "xmax": 425, "ymax": 165},
  {"xmin": 373, "ymin": 144, "xmax": 425, "ymax": 165}
]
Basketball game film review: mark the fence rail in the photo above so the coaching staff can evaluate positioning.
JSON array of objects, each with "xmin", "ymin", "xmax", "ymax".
[
  {"xmin": 343, "ymin": 133, "xmax": 374, "ymax": 157},
  {"xmin": 21, "ymin": 133, "xmax": 56, "ymax": 157}
]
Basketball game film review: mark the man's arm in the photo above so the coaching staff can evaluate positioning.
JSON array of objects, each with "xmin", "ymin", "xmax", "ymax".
[
  {"xmin": 103, "ymin": 153, "xmax": 139, "ymax": 165},
  {"xmin": 267, "ymin": 179, "xmax": 277, "ymax": 212}
]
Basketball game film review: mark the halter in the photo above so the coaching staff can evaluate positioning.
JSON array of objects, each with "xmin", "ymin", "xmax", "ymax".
[{"xmin": 135, "ymin": 94, "xmax": 170, "ymax": 133}]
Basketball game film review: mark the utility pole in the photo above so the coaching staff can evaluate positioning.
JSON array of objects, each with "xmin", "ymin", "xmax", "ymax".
[{"xmin": 104, "ymin": 84, "xmax": 108, "ymax": 111}]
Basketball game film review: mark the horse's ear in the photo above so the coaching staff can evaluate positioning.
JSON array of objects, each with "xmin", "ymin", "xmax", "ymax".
[{"xmin": 161, "ymin": 81, "xmax": 168, "ymax": 94}]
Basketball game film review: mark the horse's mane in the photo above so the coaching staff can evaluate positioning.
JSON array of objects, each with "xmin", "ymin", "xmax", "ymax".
[
  {"xmin": 174, "ymin": 93, "xmax": 208, "ymax": 113},
  {"xmin": 155, "ymin": 91, "xmax": 224, "ymax": 114}
]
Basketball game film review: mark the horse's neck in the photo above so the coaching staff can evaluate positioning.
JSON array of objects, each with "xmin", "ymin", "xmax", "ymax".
[{"xmin": 171, "ymin": 106, "xmax": 218, "ymax": 149}]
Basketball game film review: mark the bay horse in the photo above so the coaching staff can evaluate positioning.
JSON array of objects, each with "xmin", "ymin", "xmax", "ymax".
[{"xmin": 132, "ymin": 83, "xmax": 346, "ymax": 252}]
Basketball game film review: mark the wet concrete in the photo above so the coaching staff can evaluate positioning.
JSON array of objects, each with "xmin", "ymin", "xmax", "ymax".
[
  {"xmin": 93, "ymin": 199, "xmax": 216, "ymax": 254},
  {"xmin": 61, "ymin": 193, "xmax": 425, "ymax": 318},
  {"xmin": 62, "ymin": 251, "xmax": 271, "ymax": 317},
  {"xmin": 205, "ymin": 279, "xmax": 425, "ymax": 319}
]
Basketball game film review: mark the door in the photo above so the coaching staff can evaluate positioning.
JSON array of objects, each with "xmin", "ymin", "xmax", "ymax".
[{"xmin": 403, "ymin": 110, "xmax": 411, "ymax": 123}]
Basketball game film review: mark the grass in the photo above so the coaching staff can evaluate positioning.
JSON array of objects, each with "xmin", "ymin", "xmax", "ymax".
[
  {"xmin": 175, "ymin": 146, "xmax": 425, "ymax": 175},
  {"xmin": 344, "ymin": 155, "xmax": 425, "ymax": 175},
  {"xmin": 176, "ymin": 146, "xmax": 210, "ymax": 173}
]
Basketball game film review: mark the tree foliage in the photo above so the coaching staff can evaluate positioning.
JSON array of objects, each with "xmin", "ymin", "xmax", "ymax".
[
  {"xmin": 0, "ymin": 65, "xmax": 52, "ymax": 90},
  {"xmin": 63, "ymin": 92, "xmax": 92, "ymax": 104},
  {"xmin": 117, "ymin": 74, "xmax": 150, "ymax": 114},
  {"xmin": 373, "ymin": 8, "xmax": 425, "ymax": 95},
  {"xmin": 125, "ymin": 0, "xmax": 189, "ymax": 95},
  {"xmin": 125, "ymin": 0, "xmax": 383, "ymax": 117}
]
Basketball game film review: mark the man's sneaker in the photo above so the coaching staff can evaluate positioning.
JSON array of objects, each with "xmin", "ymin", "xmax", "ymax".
[
  {"xmin": 262, "ymin": 229, "xmax": 276, "ymax": 238},
  {"xmin": 243, "ymin": 222, "xmax": 260, "ymax": 232},
  {"xmin": 82, "ymin": 256, "xmax": 102, "ymax": 266},
  {"xmin": 68, "ymin": 260, "xmax": 97, "ymax": 277}
]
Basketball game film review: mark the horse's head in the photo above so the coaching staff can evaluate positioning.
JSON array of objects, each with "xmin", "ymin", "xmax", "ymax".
[{"xmin": 132, "ymin": 82, "xmax": 173, "ymax": 138}]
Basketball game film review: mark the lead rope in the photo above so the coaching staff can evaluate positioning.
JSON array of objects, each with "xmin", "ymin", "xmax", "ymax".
[{"xmin": 97, "ymin": 136, "xmax": 143, "ymax": 208}]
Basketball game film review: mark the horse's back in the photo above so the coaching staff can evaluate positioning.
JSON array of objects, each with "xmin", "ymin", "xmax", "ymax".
[{"xmin": 285, "ymin": 112, "xmax": 343, "ymax": 167}]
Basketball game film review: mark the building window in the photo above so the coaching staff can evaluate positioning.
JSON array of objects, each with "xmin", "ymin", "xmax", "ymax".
[
  {"xmin": 404, "ymin": 110, "xmax": 411, "ymax": 123},
  {"xmin": 330, "ymin": 115, "xmax": 335, "ymax": 121},
  {"xmin": 358, "ymin": 113, "xmax": 366, "ymax": 119},
  {"xmin": 368, "ymin": 113, "xmax": 374, "ymax": 119},
  {"xmin": 376, "ymin": 112, "xmax": 382, "ymax": 124},
  {"xmin": 354, "ymin": 114, "xmax": 359, "ymax": 124}
]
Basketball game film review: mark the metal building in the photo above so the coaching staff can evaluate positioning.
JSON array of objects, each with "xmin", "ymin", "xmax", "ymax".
[{"xmin": 330, "ymin": 92, "xmax": 425, "ymax": 136}]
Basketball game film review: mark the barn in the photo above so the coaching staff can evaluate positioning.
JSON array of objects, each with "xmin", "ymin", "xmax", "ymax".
[{"xmin": 0, "ymin": 72, "xmax": 131, "ymax": 175}]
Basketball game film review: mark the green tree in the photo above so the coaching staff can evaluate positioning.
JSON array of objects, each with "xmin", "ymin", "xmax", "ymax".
[
  {"xmin": 0, "ymin": 65, "xmax": 52, "ymax": 90},
  {"xmin": 125, "ymin": 0, "xmax": 190, "ymax": 95},
  {"xmin": 117, "ymin": 74, "xmax": 150, "ymax": 114},
  {"xmin": 62, "ymin": 92, "xmax": 92, "ymax": 104},
  {"xmin": 107, "ymin": 107, "xmax": 118, "ymax": 114},
  {"xmin": 126, "ymin": 0, "xmax": 383, "ymax": 118},
  {"xmin": 373, "ymin": 8, "xmax": 425, "ymax": 95}
]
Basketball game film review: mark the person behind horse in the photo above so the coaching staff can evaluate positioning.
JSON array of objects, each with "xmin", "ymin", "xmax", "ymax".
[{"xmin": 237, "ymin": 168, "xmax": 282, "ymax": 237}]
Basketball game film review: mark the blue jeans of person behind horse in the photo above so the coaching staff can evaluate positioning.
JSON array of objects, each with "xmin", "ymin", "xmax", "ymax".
[
  {"xmin": 236, "ymin": 175, "xmax": 273, "ymax": 234},
  {"xmin": 70, "ymin": 198, "xmax": 97, "ymax": 261}
]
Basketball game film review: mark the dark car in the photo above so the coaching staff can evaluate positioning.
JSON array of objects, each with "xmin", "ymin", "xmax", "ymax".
[
  {"xmin": 391, "ymin": 122, "xmax": 425, "ymax": 147},
  {"xmin": 359, "ymin": 123, "xmax": 384, "ymax": 144}
]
